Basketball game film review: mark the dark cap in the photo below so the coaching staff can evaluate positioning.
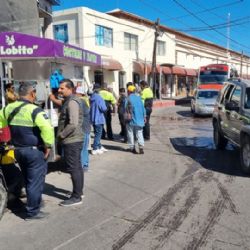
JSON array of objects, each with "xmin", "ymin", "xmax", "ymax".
[{"xmin": 93, "ymin": 83, "xmax": 101, "ymax": 90}]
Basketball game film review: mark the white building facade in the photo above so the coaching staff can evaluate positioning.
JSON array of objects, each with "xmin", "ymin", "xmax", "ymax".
[{"xmin": 53, "ymin": 7, "xmax": 250, "ymax": 97}]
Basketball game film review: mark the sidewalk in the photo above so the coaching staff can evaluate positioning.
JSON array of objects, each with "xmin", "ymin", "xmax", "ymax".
[{"xmin": 153, "ymin": 96, "xmax": 191, "ymax": 108}]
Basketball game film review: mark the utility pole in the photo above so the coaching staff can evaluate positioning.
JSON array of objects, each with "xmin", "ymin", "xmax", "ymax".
[
  {"xmin": 151, "ymin": 18, "xmax": 160, "ymax": 98},
  {"xmin": 240, "ymin": 51, "xmax": 243, "ymax": 78},
  {"xmin": 226, "ymin": 13, "xmax": 231, "ymax": 64}
]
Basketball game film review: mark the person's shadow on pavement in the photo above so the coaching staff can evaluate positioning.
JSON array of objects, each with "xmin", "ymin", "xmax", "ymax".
[
  {"xmin": 43, "ymin": 183, "xmax": 69, "ymax": 200},
  {"xmin": 45, "ymin": 159, "xmax": 70, "ymax": 200}
]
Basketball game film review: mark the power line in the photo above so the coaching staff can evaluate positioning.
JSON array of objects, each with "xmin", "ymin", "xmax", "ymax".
[
  {"xmin": 188, "ymin": 0, "xmax": 249, "ymax": 35},
  {"xmin": 136, "ymin": 0, "xmax": 234, "ymax": 52},
  {"xmin": 172, "ymin": 0, "xmax": 250, "ymax": 53},
  {"xmin": 162, "ymin": 0, "xmax": 243, "ymax": 22},
  {"xmin": 178, "ymin": 15, "xmax": 250, "ymax": 32}
]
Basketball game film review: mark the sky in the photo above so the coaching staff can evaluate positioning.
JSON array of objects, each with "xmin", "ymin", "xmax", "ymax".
[{"xmin": 53, "ymin": 0, "xmax": 250, "ymax": 56}]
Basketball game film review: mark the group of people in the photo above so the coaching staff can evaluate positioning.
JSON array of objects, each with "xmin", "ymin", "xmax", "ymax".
[
  {"xmin": 0, "ymin": 78, "xmax": 153, "ymax": 221},
  {"xmin": 117, "ymin": 81, "xmax": 153, "ymax": 154}
]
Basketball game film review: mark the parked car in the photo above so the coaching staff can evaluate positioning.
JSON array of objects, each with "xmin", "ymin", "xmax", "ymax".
[
  {"xmin": 191, "ymin": 89, "xmax": 219, "ymax": 116},
  {"xmin": 212, "ymin": 79, "xmax": 250, "ymax": 173}
]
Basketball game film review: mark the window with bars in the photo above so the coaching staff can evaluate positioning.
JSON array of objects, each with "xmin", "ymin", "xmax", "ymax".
[
  {"xmin": 95, "ymin": 25, "xmax": 113, "ymax": 48},
  {"xmin": 157, "ymin": 40, "xmax": 166, "ymax": 56},
  {"xmin": 124, "ymin": 32, "xmax": 138, "ymax": 51}
]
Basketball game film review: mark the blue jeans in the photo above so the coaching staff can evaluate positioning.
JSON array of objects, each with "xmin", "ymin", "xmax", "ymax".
[
  {"xmin": 15, "ymin": 147, "xmax": 47, "ymax": 217},
  {"xmin": 81, "ymin": 132, "xmax": 90, "ymax": 168},
  {"xmin": 93, "ymin": 124, "xmax": 103, "ymax": 150},
  {"xmin": 127, "ymin": 124, "xmax": 144, "ymax": 149}
]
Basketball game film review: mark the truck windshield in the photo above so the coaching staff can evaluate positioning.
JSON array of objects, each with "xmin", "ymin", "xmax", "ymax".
[
  {"xmin": 199, "ymin": 75, "xmax": 228, "ymax": 84},
  {"xmin": 197, "ymin": 90, "xmax": 219, "ymax": 99}
]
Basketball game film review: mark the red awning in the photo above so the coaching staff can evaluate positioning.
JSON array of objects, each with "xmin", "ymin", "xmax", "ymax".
[
  {"xmin": 133, "ymin": 61, "xmax": 151, "ymax": 75},
  {"xmin": 154, "ymin": 65, "xmax": 171, "ymax": 74},
  {"xmin": 161, "ymin": 66, "xmax": 171, "ymax": 74},
  {"xmin": 172, "ymin": 66, "xmax": 186, "ymax": 76},
  {"xmin": 185, "ymin": 68, "xmax": 197, "ymax": 76},
  {"xmin": 101, "ymin": 58, "xmax": 123, "ymax": 71}
]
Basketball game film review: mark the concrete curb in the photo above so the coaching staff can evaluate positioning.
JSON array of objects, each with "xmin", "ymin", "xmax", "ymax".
[
  {"xmin": 153, "ymin": 98, "xmax": 191, "ymax": 108},
  {"xmin": 153, "ymin": 100, "xmax": 175, "ymax": 108}
]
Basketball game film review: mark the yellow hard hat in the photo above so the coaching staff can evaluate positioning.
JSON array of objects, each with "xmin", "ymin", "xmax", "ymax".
[{"xmin": 127, "ymin": 85, "xmax": 136, "ymax": 92}]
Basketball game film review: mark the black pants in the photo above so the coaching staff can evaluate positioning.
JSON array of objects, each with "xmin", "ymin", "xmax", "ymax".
[
  {"xmin": 118, "ymin": 114, "xmax": 127, "ymax": 141},
  {"xmin": 15, "ymin": 147, "xmax": 47, "ymax": 217},
  {"xmin": 102, "ymin": 110, "xmax": 113, "ymax": 139},
  {"xmin": 143, "ymin": 108, "xmax": 152, "ymax": 140},
  {"xmin": 63, "ymin": 142, "xmax": 83, "ymax": 199}
]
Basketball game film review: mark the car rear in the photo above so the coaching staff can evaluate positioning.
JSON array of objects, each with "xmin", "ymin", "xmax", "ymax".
[{"xmin": 193, "ymin": 89, "xmax": 219, "ymax": 115}]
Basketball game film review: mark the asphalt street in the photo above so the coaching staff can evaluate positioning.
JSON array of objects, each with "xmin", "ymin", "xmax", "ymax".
[{"xmin": 0, "ymin": 105, "xmax": 250, "ymax": 250}]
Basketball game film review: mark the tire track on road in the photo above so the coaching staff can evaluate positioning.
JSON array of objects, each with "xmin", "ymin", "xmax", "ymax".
[
  {"xmin": 112, "ymin": 169, "xmax": 199, "ymax": 250},
  {"xmin": 185, "ymin": 176, "xmax": 237, "ymax": 249},
  {"xmin": 152, "ymin": 187, "xmax": 200, "ymax": 250},
  {"xmin": 186, "ymin": 194, "xmax": 225, "ymax": 250}
]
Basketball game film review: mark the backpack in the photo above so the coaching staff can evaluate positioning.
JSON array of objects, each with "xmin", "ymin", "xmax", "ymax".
[
  {"xmin": 124, "ymin": 97, "xmax": 133, "ymax": 123},
  {"xmin": 0, "ymin": 103, "xmax": 28, "ymax": 143}
]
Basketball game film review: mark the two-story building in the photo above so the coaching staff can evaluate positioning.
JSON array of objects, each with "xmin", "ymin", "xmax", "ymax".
[{"xmin": 53, "ymin": 7, "xmax": 250, "ymax": 97}]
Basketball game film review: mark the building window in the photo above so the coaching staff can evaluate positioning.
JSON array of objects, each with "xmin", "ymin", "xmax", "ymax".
[
  {"xmin": 157, "ymin": 40, "xmax": 166, "ymax": 56},
  {"xmin": 95, "ymin": 25, "xmax": 113, "ymax": 48},
  {"xmin": 124, "ymin": 33, "xmax": 138, "ymax": 51},
  {"xmin": 53, "ymin": 24, "xmax": 69, "ymax": 43}
]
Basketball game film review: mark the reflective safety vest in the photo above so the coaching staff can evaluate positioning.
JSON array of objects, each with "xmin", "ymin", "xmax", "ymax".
[
  {"xmin": 99, "ymin": 89, "xmax": 116, "ymax": 111},
  {"xmin": 0, "ymin": 100, "xmax": 54, "ymax": 147},
  {"xmin": 99, "ymin": 90, "xmax": 116, "ymax": 104},
  {"xmin": 141, "ymin": 87, "xmax": 153, "ymax": 108}
]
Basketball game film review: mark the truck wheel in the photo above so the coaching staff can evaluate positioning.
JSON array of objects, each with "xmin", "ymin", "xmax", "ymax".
[
  {"xmin": 213, "ymin": 121, "xmax": 228, "ymax": 149},
  {"xmin": 240, "ymin": 136, "xmax": 250, "ymax": 174},
  {"xmin": 0, "ymin": 180, "xmax": 7, "ymax": 221}
]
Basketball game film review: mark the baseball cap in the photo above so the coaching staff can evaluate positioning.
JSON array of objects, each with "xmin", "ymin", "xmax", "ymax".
[
  {"xmin": 93, "ymin": 83, "xmax": 101, "ymax": 90},
  {"xmin": 76, "ymin": 86, "xmax": 86, "ymax": 94},
  {"xmin": 127, "ymin": 85, "xmax": 136, "ymax": 92}
]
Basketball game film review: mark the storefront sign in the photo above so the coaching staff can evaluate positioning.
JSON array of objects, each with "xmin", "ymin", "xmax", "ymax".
[
  {"xmin": 63, "ymin": 45, "xmax": 82, "ymax": 60},
  {"xmin": 0, "ymin": 34, "xmax": 38, "ymax": 56},
  {"xmin": 0, "ymin": 32, "xmax": 101, "ymax": 66}
]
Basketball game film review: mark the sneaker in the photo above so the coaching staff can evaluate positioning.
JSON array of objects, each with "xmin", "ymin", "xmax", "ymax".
[
  {"xmin": 100, "ymin": 146, "xmax": 108, "ymax": 152},
  {"xmin": 125, "ymin": 148, "xmax": 137, "ymax": 154},
  {"xmin": 91, "ymin": 149, "xmax": 103, "ymax": 155},
  {"xmin": 83, "ymin": 165, "xmax": 89, "ymax": 172},
  {"xmin": 59, "ymin": 197, "xmax": 83, "ymax": 207},
  {"xmin": 139, "ymin": 148, "xmax": 144, "ymax": 154},
  {"xmin": 132, "ymin": 148, "xmax": 137, "ymax": 154},
  {"xmin": 66, "ymin": 192, "xmax": 84, "ymax": 199},
  {"xmin": 25, "ymin": 211, "xmax": 49, "ymax": 221}
]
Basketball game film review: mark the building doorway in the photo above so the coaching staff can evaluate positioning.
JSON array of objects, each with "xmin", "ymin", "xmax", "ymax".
[{"xmin": 94, "ymin": 71, "xmax": 103, "ymax": 84}]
